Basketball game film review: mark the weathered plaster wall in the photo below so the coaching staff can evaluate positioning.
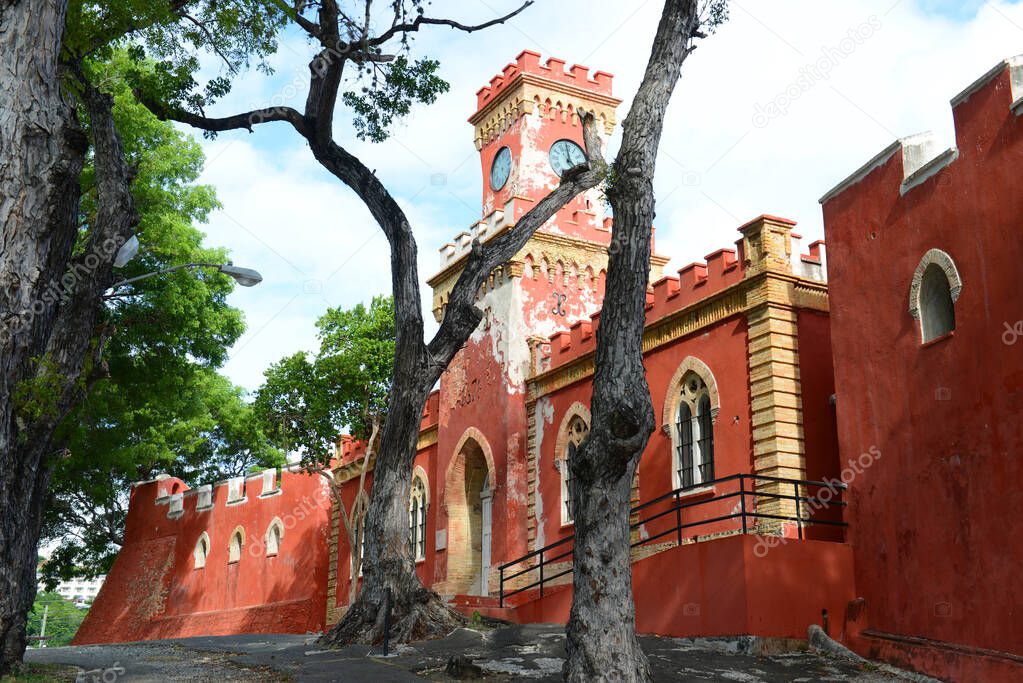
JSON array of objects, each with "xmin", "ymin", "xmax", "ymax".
[
  {"xmin": 75, "ymin": 469, "xmax": 332, "ymax": 644},
  {"xmin": 823, "ymin": 58, "xmax": 1023, "ymax": 680}
]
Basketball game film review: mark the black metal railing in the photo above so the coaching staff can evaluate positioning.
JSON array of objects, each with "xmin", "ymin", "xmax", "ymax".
[{"xmin": 498, "ymin": 473, "xmax": 847, "ymax": 607}]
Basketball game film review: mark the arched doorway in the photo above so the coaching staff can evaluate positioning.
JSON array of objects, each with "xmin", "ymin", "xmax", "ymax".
[{"xmin": 445, "ymin": 433, "xmax": 495, "ymax": 596}]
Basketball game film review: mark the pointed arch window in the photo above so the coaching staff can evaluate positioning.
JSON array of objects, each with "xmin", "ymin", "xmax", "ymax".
[
  {"xmin": 561, "ymin": 416, "xmax": 589, "ymax": 525},
  {"xmin": 265, "ymin": 519, "xmax": 284, "ymax": 557},
  {"xmin": 228, "ymin": 527, "xmax": 245, "ymax": 564},
  {"xmin": 352, "ymin": 494, "xmax": 368, "ymax": 577},
  {"xmin": 194, "ymin": 533, "xmax": 210, "ymax": 569},
  {"xmin": 408, "ymin": 475, "xmax": 428, "ymax": 562},
  {"xmin": 673, "ymin": 372, "xmax": 715, "ymax": 489}
]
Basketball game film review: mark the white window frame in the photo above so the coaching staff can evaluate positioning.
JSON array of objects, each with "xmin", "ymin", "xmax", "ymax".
[
  {"xmin": 228, "ymin": 526, "xmax": 245, "ymax": 564},
  {"xmin": 409, "ymin": 476, "xmax": 428, "ymax": 562},
  {"xmin": 672, "ymin": 372, "xmax": 715, "ymax": 491},
  {"xmin": 265, "ymin": 518, "xmax": 284, "ymax": 557}
]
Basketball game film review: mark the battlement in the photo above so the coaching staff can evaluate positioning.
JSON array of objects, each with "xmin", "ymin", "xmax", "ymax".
[
  {"xmin": 820, "ymin": 56, "xmax": 1023, "ymax": 207},
  {"xmin": 436, "ymin": 196, "xmax": 534, "ymax": 271},
  {"xmin": 475, "ymin": 50, "xmax": 614, "ymax": 112},
  {"xmin": 533, "ymin": 215, "xmax": 827, "ymax": 373},
  {"xmin": 136, "ymin": 466, "xmax": 308, "ymax": 520}
]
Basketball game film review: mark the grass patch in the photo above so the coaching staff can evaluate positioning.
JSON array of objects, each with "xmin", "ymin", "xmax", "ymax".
[{"xmin": 1, "ymin": 662, "xmax": 79, "ymax": 682}]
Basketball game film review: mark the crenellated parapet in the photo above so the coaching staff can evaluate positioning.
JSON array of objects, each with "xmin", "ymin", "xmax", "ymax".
[
  {"xmin": 469, "ymin": 50, "xmax": 621, "ymax": 150},
  {"xmin": 821, "ymin": 55, "xmax": 1023, "ymax": 209},
  {"xmin": 527, "ymin": 214, "xmax": 831, "ymax": 393},
  {"xmin": 136, "ymin": 466, "xmax": 299, "ymax": 520}
]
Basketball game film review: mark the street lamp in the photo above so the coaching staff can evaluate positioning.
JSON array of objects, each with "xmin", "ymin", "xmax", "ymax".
[{"xmin": 105, "ymin": 262, "xmax": 263, "ymax": 297}]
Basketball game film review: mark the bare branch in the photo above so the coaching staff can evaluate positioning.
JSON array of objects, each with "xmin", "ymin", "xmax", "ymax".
[
  {"xmin": 180, "ymin": 13, "xmax": 238, "ymax": 73},
  {"xmin": 139, "ymin": 95, "xmax": 309, "ymax": 136},
  {"xmin": 368, "ymin": 1, "xmax": 534, "ymax": 47},
  {"xmin": 266, "ymin": 0, "xmax": 322, "ymax": 36}
]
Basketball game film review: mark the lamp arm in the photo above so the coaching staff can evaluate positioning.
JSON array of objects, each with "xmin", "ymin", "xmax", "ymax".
[{"xmin": 106, "ymin": 262, "xmax": 225, "ymax": 293}]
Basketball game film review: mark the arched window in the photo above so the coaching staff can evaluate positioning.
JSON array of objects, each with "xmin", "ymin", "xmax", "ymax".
[
  {"xmin": 408, "ymin": 475, "xmax": 428, "ymax": 562},
  {"xmin": 193, "ymin": 533, "xmax": 210, "ymax": 569},
  {"xmin": 561, "ymin": 415, "xmax": 589, "ymax": 524},
  {"xmin": 673, "ymin": 372, "xmax": 715, "ymax": 489},
  {"xmin": 228, "ymin": 527, "xmax": 245, "ymax": 564},
  {"xmin": 265, "ymin": 518, "xmax": 284, "ymax": 557},
  {"xmin": 920, "ymin": 264, "xmax": 955, "ymax": 341},
  {"xmin": 909, "ymin": 248, "xmax": 962, "ymax": 343},
  {"xmin": 351, "ymin": 494, "xmax": 368, "ymax": 577}
]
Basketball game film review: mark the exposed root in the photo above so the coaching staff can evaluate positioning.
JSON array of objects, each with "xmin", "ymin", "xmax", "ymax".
[{"xmin": 319, "ymin": 584, "xmax": 465, "ymax": 648}]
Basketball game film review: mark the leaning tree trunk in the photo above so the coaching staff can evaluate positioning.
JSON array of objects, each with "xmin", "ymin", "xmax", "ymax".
[
  {"xmin": 565, "ymin": 1, "xmax": 704, "ymax": 680},
  {"xmin": 314, "ymin": 117, "xmax": 607, "ymax": 647},
  {"xmin": 139, "ymin": 0, "xmax": 605, "ymax": 649},
  {"xmin": 0, "ymin": 2, "xmax": 139, "ymax": 670}
]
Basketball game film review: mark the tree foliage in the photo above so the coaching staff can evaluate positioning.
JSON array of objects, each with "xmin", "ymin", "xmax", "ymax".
[
  {"xmin": 38, "ymin": 53, "xmax": 281, "ymax": 589},
  {"xmin": 254, "ymin": 295, "xmax": 395, "ymax": 463},
  {"xmin": 25, "ymin": 593, "xmax": 86, "ymax": 649}
]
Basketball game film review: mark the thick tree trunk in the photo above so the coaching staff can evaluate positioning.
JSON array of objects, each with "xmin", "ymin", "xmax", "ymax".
[
  {"xmin": 0, "ymin": 2, "xmax": 139, "ymax": 671},
  {"xmin": 320, "ymin": 374, "xmax": 464, "ymax": 645},
  {"xmin": 565, "ymin": 1, "xmax": 703, "ymax": 681},
  {"xmin": 0, "ymin": 0, "xmax": 83, "ymax": 673},
  {"xmin": 308, "ymin": 113, "xmax": 606, "ymax": 647},
  {"xmin": 151, "ymin": 14, "xmax": 607, "ymax": 645}
]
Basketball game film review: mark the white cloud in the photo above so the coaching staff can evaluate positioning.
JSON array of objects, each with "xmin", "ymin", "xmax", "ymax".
[{"xmin": 187, "ymin": 0, "xmax": 1023, "ymax": 391}]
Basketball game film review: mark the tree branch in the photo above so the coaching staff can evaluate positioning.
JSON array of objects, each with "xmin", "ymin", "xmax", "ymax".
[
  {"xmin": 368, "ymin": 1, "xmax": 534, "ymax": 47},
  {"xmin": 139, "ymin": 94, "xmax": 309, "ymax": 136},
  {"xmin": 180, "ymin": 13, "xmax": 238, "ymax": 73},
  {"xmin": 427, "ymin": 111, "xmax": 607, "ymax": 368}
]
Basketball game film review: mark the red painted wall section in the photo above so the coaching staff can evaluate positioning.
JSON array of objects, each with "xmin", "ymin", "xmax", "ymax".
[
  {"xmin": 486, "ymin": 535, "xmax": 854, "ymax": 640},
  {"xmin": 796, "ymin": 311, "xmax": 843, "ymax": 538},
  {"xmin": 75, "ymin": 468, "xmax": 332, "ymax": 644},
  {"xmin": 533, "ymin": 314, "xmax": 753, "ymax": 552},
  {"xmin": 822, "ymin": 59, "xmax": 1023, "ymax": 680}
]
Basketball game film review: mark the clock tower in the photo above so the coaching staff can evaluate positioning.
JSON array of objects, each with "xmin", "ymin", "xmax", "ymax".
[{"xmin": 428, "ymin": 52, "xmax": 667, "ymax": 595}]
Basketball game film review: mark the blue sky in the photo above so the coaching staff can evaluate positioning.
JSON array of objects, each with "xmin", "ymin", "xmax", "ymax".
[{"xmin": 180, "ymin": 0, "xmax": 1023, "ymax": 392}]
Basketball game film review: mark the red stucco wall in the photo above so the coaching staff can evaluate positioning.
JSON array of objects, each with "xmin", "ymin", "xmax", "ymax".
[
  {"xmin": 487, "ymin": 535, "xmax": 854, "ymax": 640},
  {"xmin": 823, "ymin": 61, "xmax": 1023, "ymax": 680},
  {"xmin": 75, "ymin": 469, "xmax": 332, "ymax": 644}
]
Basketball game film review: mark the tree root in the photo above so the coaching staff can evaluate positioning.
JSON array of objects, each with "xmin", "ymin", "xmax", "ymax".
[{"xmin": 318, "ymin": 585, "xmax": 465, "ymax": 648}]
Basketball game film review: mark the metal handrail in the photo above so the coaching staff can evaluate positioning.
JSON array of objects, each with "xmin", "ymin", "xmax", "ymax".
[{"xmin": 498, "ymin": 473, "xmax": 848, "ymax": 607}]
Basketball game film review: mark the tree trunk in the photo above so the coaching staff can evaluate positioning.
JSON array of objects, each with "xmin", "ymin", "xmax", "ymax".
[
  {"xmin": 319, "ymin": 369, "xmax": 463, "ymax": 645},
  {"xmin": 0, "ymin": 0, "xmax": 83, "ymax": 673},
  {"xmin": 565, "ymin": 1, "xmax": 703, "ymax": 680},
  {"xmin": 0, "ymin": 2, "xmax": 139, "ymax": 671},
  {"xmin": 311, "ymin": 115, "xmax": 607, "ymax": 647},
  {"xmin": 151, "ymin": 23, "xmax": 607, "ymax": 646}
]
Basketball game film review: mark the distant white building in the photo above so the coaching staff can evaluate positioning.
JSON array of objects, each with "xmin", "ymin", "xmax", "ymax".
[{"xmin": 53, "ymin": 575, "xmax": 105, "ymax": 605}]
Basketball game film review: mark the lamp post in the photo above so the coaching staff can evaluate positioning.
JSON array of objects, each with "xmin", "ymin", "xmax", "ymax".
[{"xmin": 104, "ymin": 262, "xmax": 263, "ymax": 297}]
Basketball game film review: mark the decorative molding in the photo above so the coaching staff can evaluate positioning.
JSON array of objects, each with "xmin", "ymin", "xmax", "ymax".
[
  {"xmin": 526, "ymin": 400, "xmax": 538, "ymax": 552},
  {"xmin": 908, "ymin": 248, "xmax": 962, "ymax": 319},
  {"xmin": 469, "ymin": 73, "xmax": 622, "ymax": 149},
  {"xmin": 528, "ymin": 283, "xmax": 752, "ymax": 401},
  {"xmin": 447, "ymin": 427, "xmax": 497, "ymax": 491},
  {"xmin": 661, "ymin": 357, "xmax": 721, "ymax": 431}
]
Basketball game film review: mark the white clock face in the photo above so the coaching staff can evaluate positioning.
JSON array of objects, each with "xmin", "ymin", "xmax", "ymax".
[
  {"xmin": 490, "ymin": 146, "xmax": 512, "ymax": 191},
  {"xmin": 549, "ymin": 139, "xmax": 586, "ymax": 177}
]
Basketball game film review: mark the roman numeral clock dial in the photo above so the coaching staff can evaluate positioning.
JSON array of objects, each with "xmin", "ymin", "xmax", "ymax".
[{"xmin": 549, "ymin": 139, "xmax": 586, "ymax": 177}]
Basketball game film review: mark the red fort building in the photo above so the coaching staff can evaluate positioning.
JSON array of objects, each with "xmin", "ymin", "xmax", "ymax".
[{"xmin": 76, "ymin": 51, "xmax": 1023, "ymax": 683}]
